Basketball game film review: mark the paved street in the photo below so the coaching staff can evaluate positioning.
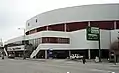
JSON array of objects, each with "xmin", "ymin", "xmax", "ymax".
[{"xmin": 0, "ymin": 58, "xmax": 118, "ymax": 73}]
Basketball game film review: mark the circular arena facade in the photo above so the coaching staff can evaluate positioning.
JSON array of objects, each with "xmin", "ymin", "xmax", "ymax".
[{"xmin": 5, "ymin": 4, "xmax": 119, "ymax": 59}]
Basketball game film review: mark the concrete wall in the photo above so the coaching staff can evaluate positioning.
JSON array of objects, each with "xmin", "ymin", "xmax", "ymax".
[
  {"xmin": 70, "ymin": 29, "xmax": 110, "ymax": 50},
  {"xmin": 69, "ymin": 29, "xmax": 88, "ymax": 49},
  {"xmin": 5, "ymin": 31, "xmax": 70, "ymax": 44},
  {"xmin": 5, "ymin": 29, "xmax": 112, "ymax": 50},
  {"xmin": 39, "ymin": 44, "xmax": 70, "ymax": 50},
  {"xmin": 27, "ymin": 31, "xmax": 70, "ymax": 40},
  {"xmin": 100, "ymin": 30, "xmax": 110, "ymax": 49},
  {"xmin": 37, "ymin": 29, "xmax": 111, "ymax": 50},
  {"xmin": 26, "ymin": 4, "xmax": 119, "ymax": 31}
]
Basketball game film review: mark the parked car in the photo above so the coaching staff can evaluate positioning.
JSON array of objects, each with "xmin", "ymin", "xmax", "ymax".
[
  {"xmin": 70, "ymin": 54, "xmax": 83, "ymax": 60},
  {"xmin": 8, "ymin": 54, "xmax": 15, "ymax": 58},
  {"xmin": 70, "ymin": 54, "xmax": 75, "ymax": 59}
]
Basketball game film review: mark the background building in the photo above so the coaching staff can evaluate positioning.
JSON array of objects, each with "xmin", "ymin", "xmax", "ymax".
[
  {"xmin": 0, "ymin": 39, "xmax": 4, "ymax": 56},
  {"xmin": 4, "ymin": 4, "xmax": 119, "ymax": 60}
]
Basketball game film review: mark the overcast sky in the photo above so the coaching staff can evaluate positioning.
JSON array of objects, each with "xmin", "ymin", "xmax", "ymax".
[{"xmin": 0, "ymin": 0, "xmax": 119, "ymax": 42}]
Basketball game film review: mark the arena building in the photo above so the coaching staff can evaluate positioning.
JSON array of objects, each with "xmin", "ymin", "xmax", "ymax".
[{"xmin": 4, "ymin": 4, "xmax": 119, "ymax": 59}]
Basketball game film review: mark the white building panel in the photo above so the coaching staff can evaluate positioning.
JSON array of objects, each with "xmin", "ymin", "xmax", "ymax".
[
  {"xmin": 5, "ymin": 36, "xmax": 24, "ymax": 44},
  {"xmin": 26, "ymin": 4, "xmax": 119, "ymax": 31},
  {"xmin": 70, "ymin": 29, "xmax": 99, "ymax": 49},
  {"xmin": 39, "ymin": 44, "xmax": 70, "ymax": 50},
  {"xmin": 27, "ymin": 31, "xmax": 70, "ymax": 40},
  {"xmin": 100, "ymin": 30, "xmax": 111, "ymax": 49},
  {"xmin": 70, "ymin": 29, "xmax": 111, "ymax": 49},
  {"xmin": 70, "ymin": 29, "xmax": 88, "ymax": 49}
]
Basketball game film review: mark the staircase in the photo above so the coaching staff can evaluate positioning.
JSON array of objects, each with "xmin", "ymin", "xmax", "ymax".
[{"xmin": 30, "ymin": 44, "xmax": 40, "ymax": 58}]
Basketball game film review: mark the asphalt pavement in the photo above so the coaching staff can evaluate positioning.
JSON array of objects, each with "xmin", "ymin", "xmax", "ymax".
[{"xmin": 0, "ymin": 58, "xmax": 118, "ymax": 73}]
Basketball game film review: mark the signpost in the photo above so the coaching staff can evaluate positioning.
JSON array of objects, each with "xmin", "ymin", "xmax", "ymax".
[
  {"xmin": 86, "ymin": 26, "xmax": 101, "ymax": 62},
  {"xmin": 86, "ymin": 27, "xmax": 99, "ymax": 41}
]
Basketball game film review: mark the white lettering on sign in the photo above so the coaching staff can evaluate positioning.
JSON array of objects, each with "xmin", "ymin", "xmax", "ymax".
[
  {"xmin": 88, "ymin": 34, "xmax": 98, "ymax": 37},
  {"xmin": 91, "ymin": 27, "xmax": 99, "ymax": 34}
]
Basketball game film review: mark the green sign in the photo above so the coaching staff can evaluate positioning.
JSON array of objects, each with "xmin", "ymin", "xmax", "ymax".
[{"xmin": 86, "ymin": 27, "xmax": 100, "ymax": 41}]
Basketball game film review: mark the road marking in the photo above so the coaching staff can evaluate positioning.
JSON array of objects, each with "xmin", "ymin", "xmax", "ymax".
[{"xmin": 67, "ymin": 72, "xmax": 70, "ymax": 73}]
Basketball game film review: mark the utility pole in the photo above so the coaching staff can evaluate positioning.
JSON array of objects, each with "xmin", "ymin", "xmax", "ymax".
[
  {"xmin": 18, "ymin": 28, "xmax": 26, "ymax": 59},
  {"xmin": 23, "ymin": 28, "xmax": 26, "ymax": 59}
]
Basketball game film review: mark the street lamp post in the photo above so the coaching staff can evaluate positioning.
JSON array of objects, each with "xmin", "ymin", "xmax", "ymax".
[
  {"xmin": 99, "ymin": 28, "xmax": 101, "ymax": 62},
  {"xmin": 18, "ymin": 28, "xmax": 26, "ymax": 59},
  {"xmin": 116, "ymin": 32, "xmax": 119, "ymax": 64}
]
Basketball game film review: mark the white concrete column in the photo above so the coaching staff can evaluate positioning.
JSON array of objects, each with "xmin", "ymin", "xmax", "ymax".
[
  {"xmin": 64, "ymin": 23, "xmax": 67, "ymax": 32},
  {"xmin": 88, "ymin": 49, "xmax": 91, "ymax": 59},
  {"xmin": 69, "ymin": 50, "xmax": 71, "ymax": 57},
  {"xmin": 40, "ymin": 37, "xmax": 42, "ymax": 44},
  {"xmin": 45, "ymin": 50, "xmax": 47, "ymax": 59},
  {"xmin": 114, "ymin": 21, "xmax": 116, "ymax": 30},
  {"xmin": 46, "ymin": 26, "xmax": 48, "ymax": 31},
  {"xmin": 88, "ymin": 21, "xmax": 90, "ymax": 27}
]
